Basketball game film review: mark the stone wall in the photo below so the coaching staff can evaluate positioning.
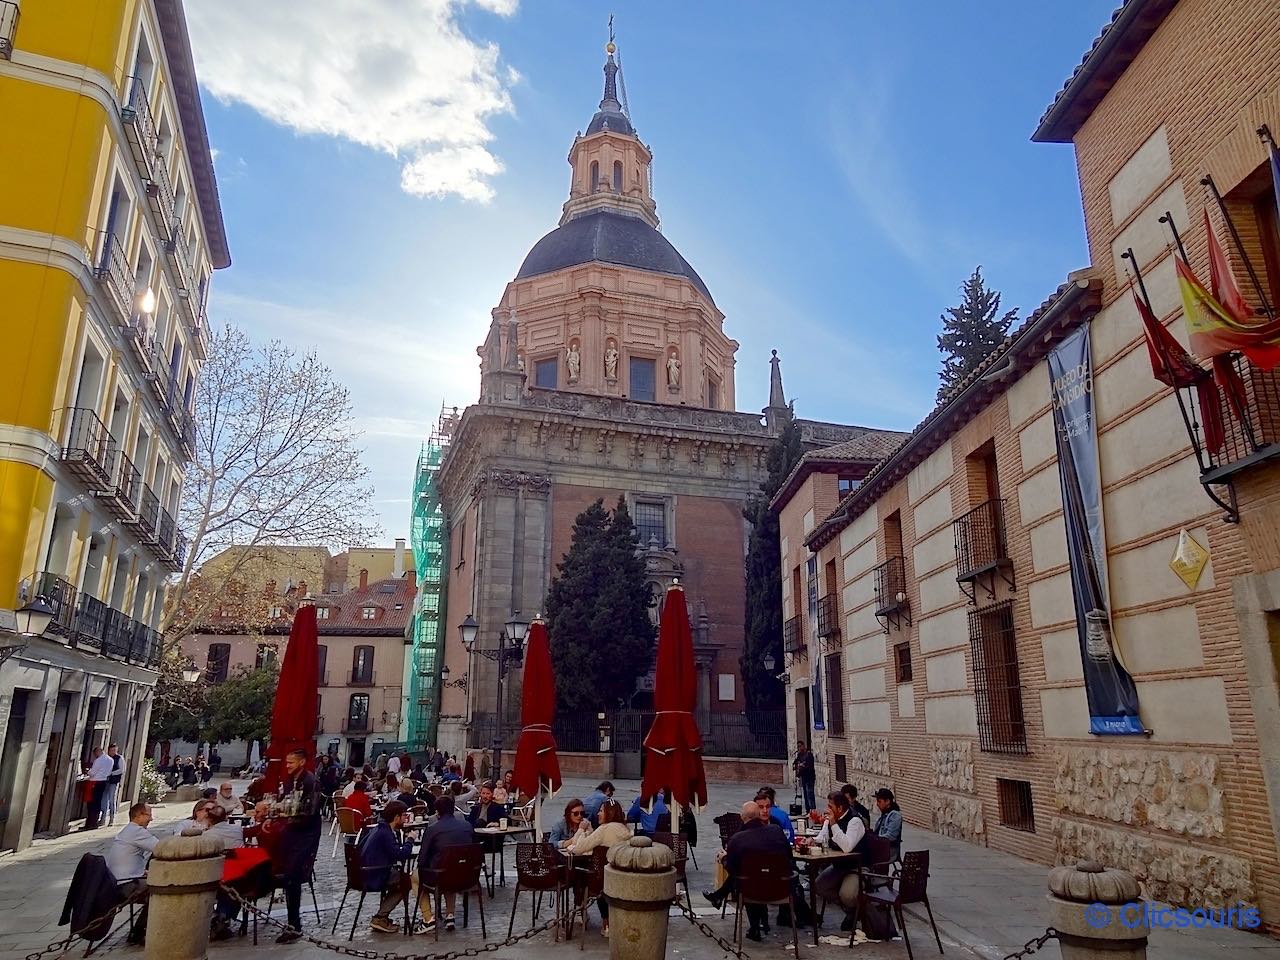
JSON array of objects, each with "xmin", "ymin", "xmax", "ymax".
[
  {"xmin": 1053, "ymin": 820, "xmax": 1254, "ymax": 908},
  {"xmin": 850, "ymin": 736, "xmax": 891, "ymax": 778},
  {"xmin": 931, "ymin": 794, "xmax": 985, "ymax": 842},
  {"xmin": 930, "ymin": 738, "xmax": 974, "ymax": 793},
  {"xmin": 1053, "ymin": 747, "xmax": 1225, "ymax": 838}
]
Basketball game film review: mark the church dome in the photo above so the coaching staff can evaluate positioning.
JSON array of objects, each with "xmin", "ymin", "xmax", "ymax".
[{"xmin": 515, "ymin": 209, "xmax": 714, "ymax": 303}]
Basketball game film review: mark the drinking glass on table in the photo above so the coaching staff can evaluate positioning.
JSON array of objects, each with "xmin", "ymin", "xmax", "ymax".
[{"xmin": 499, "ymin": 817, "xmax": 509, "ymax": 830}]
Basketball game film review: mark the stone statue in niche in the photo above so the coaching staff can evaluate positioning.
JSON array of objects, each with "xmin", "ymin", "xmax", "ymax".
[
  {"xmin": 666, "ymin": 349, "xmax": 681, "ymax": 389},
  {"xmin": 604, "ymin": 340, "xmax": 619, "ymax": 380},
  {"xmin": 517, "ymin": 353, "xmax": 526, "ymax": 375},
  {"xmin": 566, "ymin": 342, "xmax": 581, "ymax": 383}
]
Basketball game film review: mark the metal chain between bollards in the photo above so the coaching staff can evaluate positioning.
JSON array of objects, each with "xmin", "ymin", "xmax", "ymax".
[
  {"xmin": 24, "ymin": 889, "xmax": 148, "ymax": 960},
  {"xmin": 676, "ymin": 900, "xmax": 748, "ymax": 958},
  {"xmin": 221, "ymin": 885, "xmax": 588, "ymax": 960},
  {"xmin": 1001, "ymin": 927, "xmax": 1060, "ymax": 959}
]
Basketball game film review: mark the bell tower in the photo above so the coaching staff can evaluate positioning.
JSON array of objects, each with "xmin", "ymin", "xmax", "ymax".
[{"xmin": 561, "ymin": 42, "xmax": 658, "ymax": 228}]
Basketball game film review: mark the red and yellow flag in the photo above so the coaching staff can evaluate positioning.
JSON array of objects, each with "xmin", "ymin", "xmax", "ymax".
[{"xmin": 1177, "ymin": 253, "xmax": 1280, "ymax": 370}]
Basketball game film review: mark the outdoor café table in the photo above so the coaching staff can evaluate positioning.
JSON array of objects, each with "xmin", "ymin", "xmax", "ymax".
[
  {"xmin": 474, "ymin": 824, "xmax": 535, "ymax": 896},
  {"xmin": 791, "ymin": 845, "xmax": 861, "ymax": 945}
]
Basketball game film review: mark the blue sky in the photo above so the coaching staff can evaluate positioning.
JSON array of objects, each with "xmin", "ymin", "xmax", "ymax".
[{"xmin": 188, "ymin": 0, "xmax": 1118, "ymax": 543}]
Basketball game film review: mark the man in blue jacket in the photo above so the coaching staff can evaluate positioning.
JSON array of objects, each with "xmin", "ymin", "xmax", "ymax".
[
  {"xmin": 359, "ymin": 800, "xmax": 420, "ymax": 934},
  {"xmin": 755, "ymin": 788, "xmax": 795, "ymax": 841},
  {"xmin": 418, "ymin": 796, "xmax": 475, "ymax": 932},
  {"xmin": 626, "ymin": 792, "xmax": 669, "ymax": 836}
]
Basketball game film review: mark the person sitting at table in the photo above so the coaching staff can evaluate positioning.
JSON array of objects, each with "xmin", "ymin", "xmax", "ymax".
[
  {"xmin": 216, "ymin": 781, "xmax": 238, "ymax": 811},
  {"xmin": 105, "ymin": 802, "xmax": 159, "ymax": 944},
  {"xmin": 440, "ymin": 763, "xmax": 461, "ymax": 785},
  {"xmin": 465, "ymin": 782, "xmax": 507, "ymax": 829},
  {"xmin": 410, "ymin": 763, "xmax": 428, "ymax": 784},
  {"xmin": 840, "ymin": 784, "xmax": 872, "ymax": 829},
  {"xmin": 755, "ymin": 788, "xmax": 795, "ymax": 842},
  {"xmin": 812, "ymin": 791, "xmax": 869, "ymax": 931},
  {"xmin": 568, "ymin": 797, "xmax": 630, "ymax": 938},
  {"xmin": 581, "ymin": 781, "xmax": 614, "ymax": 823},
  {"xmin": 243, "ymin": 777, "xmax": 269, "ymax": 807},
  {"xmin": 396, "ymin": 777, "xmax": 421, "ymax": 806},
  {"xmin": 382, "ymin": 772, "xmax": 401, "ymax": 796},
  {"xmin": 204, "ymin": 804, "xmax": 245, "ymax": 848},
  {"xmin": 451, "ymin": 779, "xmax": 478, "ymax": 806},
  {"xmin": 701, "ymin": 801, "xmax": 794, "ymax": 941},
  {"xmin": 358, "ymin": 800, "xmax": 429, "ymax": 934},
  {"xmin": 417, "ymin": 795, "xmax": 474, "ymax": 933},
  {"xmin": 547, "ymin": 799, "xmax": 585, "ymax": 848},
  {"xmin": 494, "ymin": 769, "xmax": 520, "ymax": 805},
  {"xmin": 206, "ymin": 805, "xmax": 250, "ymax": 940},
  {"xmin": 342, "ymin": 780, "xmax": 374, "ymax": 825},
  {"xmin": 626, "ymin": 792, "xmax": 668, "ymax": 837},
  {"xmin": 174, "ymin": 799, "xmax": 213, "ymax": 834},
  {"xmin": 872, "ymin": 788, "xmax": 902, "ymax": 862}
]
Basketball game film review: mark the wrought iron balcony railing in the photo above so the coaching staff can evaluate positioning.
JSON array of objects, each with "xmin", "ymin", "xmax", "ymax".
[
  {"xmin": 17, "ymin": 572, "xmax": 163, "ymax": 666},
  {"xmin": 93, "ymin": 231, "xmax": 132, "ymax": 323},
  {"xmin": 144, "ymin": 160, "xmax": 176, "ymax": 242},
  {"xmin": 137, "ymin": 484, "xmax": 160, "ymax": 542},
  {"xmin": 166, "ymin": 229, "xmax": 194, "ymax": 298},
  {"xmin": 19, "ymin": 571, "xmax": 78, "ymax": 638},
  {"xmin": 342, "ymin": 717, "xmax": 370, "ymax": 733},
  {"xmin": 783, "ymin": 615, "xmax": 803, "ymax": 653},
  {"xmin": 74, "ymin": 593, "xmax": 109, "ymax": 650},
  {"xmin": 60, "ymin": 408, "xmax": 116, "ymax": 489},
  {"xmin": 1200, "ymin": 354, "xmax": 1280, "ymax": 484},
  {"xmin": 816, "ymin": 594, "xmax": 841, "ymax": 645},
  {"xmin": 157, "ymin": 507, "xmax": 176, "ymax": 556},
  {"xmin": 348, "ymin": 670, "xmax": 377, "ymax": 687},
  {"xmin": 120, "ymin": 75, "xmax": 158, "ymax": 178},
  {"xmin": 0, "ymin": 2, "xmax": 18, "ymax": 59},
  {"xmin": 873, "ymin": 556, "xmax": 912, "ymax": 631},
  {"xmin": 953, "ymin": 498, "xmax": 1015, "ymax": 600}
]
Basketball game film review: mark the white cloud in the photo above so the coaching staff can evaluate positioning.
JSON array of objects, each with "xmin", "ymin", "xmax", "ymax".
[{"xmin": 186, "ymin": 0, "xmax": 518, "ymax": 202}]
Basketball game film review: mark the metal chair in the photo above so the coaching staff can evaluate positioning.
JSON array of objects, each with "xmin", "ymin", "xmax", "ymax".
[
  {"xmin": 567, "ymin": 847, "xmax": 609, "ymax": 948},
  {"xmin": 732, "ymin": 850, "xmax": 801, "ymax": 957},
  {"xmin": 712, "ymin": 813, "xmax": 744, "ymax": 918},
  {"xmin": 330, "ymin": 843, "xmax": 409, "ymax": 941},
  {"xmin": 506, "ymin": 842, "xmax": 566, "ymax": 940},
  {"xmin": 855, "ymin": 850, "xmax": 942, "ymax": 960},
  {"xmin": 417, "ymin": 843, "xmax": 487, "ymax": 942},
  {"xmin": 331, "ymin": 807, "xmax": 366, "ymax": 858},
  {"xmin": 650, "ymin": 832, "xmax": 693, "ymax": 914}
]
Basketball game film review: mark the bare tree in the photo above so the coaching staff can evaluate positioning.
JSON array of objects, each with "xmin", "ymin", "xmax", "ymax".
[{"xmin": 163, "ymin": 323, "xmax": 382, "ymax": 642}]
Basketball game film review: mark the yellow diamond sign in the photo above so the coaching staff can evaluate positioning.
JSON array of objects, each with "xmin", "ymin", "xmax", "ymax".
[{"xmin": 1169, "ymin": 529, "xmax": 1209, "ymax": 591}]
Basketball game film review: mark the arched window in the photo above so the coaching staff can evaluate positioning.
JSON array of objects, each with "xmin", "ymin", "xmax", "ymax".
[
  {"xmin": 351, "ymin": 645, "xmax": 374, "ymax": 684},
  {"xmin": 590, "ymin": 161, "xmax": 599, "ymax": 191},
  {"xmin": 613, "ymin": 160, "xmax": 623, "ymax": 192}
]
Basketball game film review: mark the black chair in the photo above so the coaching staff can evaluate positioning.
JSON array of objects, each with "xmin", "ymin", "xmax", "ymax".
[
  {"xmin": 507, "ymin": 842, "xmax": 567, "ymax": 940},
  {"xmin": 712, "ymin": 813, "xmax": 744, "ymax": 918},
  {"xmin": 855, "ymin": 850, "xmax": 942, "ymax": 959},
  {"xmin": 650, "ymin": 832, "xmax": 693, "ymax": 914},
  {"xmin": 417, "ymin": 843, "xmax": 487, "ymax": 941},
  {"xmin": 732, "ymin": 850, "xmax": 800, "ymax": 956},
  {"xmin": 567, "ymin": 847, "xmax": 609, "ymax": 948},
  {"xmin": 331, "ymin": 843, "xmax": 390, "ymax": 941}
]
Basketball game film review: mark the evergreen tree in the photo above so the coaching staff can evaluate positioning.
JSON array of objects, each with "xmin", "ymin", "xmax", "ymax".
[
  {"xmin": 936, "ymin": 266, "xmax": 1018, "ymax": 401},
  {"xmin": 545, "ymin": 497, "xmax": 655, "ymax": 712},
  {"xmin": 741, "ymin": 404, "xmax": 805, "ymax": 712}
]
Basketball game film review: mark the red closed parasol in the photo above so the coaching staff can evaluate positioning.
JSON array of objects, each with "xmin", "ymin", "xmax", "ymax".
[
  {"xmin": 261, "ymin": 604, "xmax": 319, "ymax": 793},
  {"xmin": 641, "ymin": 582, "xmax": 707, "ymax": 810},
  {"xmin": 512, "ymin": 617, "xmax": 561, "ymax": 805}
]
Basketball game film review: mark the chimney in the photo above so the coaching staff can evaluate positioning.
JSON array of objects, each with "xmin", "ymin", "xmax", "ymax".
[
  {"xmin": 394, "ymin": 539, "xmax": 406, "ymax": 578},
  {"xmin": 359, "ymin": 568, "xmax": 368, "ymax": 590}
]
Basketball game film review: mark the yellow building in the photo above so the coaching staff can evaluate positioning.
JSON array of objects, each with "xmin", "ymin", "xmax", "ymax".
[{"xmin": 0, "ymin": 0, "xmax": 228, "ymax": 850}]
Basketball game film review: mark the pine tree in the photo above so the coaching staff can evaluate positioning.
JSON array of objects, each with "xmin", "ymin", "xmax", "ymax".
[
  {"xmin": 936, "ymin": 266, "xmax": 1018, "ymax": 401},
  {"xmin": 545, "ymin": 497, "xmax": 655, "ymax": 712},
  {"xmin": 741, "ymin": 404, "xmax": 805, "ymax": 712}
]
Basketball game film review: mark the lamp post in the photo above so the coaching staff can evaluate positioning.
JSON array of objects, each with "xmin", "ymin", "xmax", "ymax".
[
  {"xmin": 459, "ymin": 611, "xmax": 529, "ymax": 773},
  {"xmin": 2, "ymin": 595, "xmax": 56, "ymax": 666}
]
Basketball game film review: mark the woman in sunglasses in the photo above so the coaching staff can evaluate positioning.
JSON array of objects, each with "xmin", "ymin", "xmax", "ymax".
[{"xmin": 547, "ymin": 798, "xmax": 585, "ymax": 849}]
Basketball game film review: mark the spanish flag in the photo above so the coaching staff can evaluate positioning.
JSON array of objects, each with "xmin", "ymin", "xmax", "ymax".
[{"xmin": 1177, "ymin": 216, "xmax": 1280, "ymax": 369}]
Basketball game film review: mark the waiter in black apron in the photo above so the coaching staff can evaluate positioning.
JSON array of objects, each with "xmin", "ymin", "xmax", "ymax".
[{"xmin": 274, "ymin": 748, "xmax": 321, "ymax": 943}]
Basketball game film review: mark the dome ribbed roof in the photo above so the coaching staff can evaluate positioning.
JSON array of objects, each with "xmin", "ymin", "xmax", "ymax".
[{"xmin": 515, "ymin": 210, "xmax": 713, "ymax": 303}]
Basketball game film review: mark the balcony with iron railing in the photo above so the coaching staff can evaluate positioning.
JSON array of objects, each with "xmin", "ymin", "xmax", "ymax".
[
  {"xmin": 18, "ymin": 572, "xmax": 164, "ymax": 667},
  {"xmin": 1201, "ymin": 354, "xmax": 1280, "ymax": 485},
  {"xmin": 136, "ymin": 484, "xmax": 160, "ymax": 543},
  {"xmin": 60, "ymin": 408, "xmax": 116, "ymax": 489},
  {"xmin": 157, "ymin": 507, "xmax": 176, "ymax": 557},
  {"xmin": 342, "ymin": 717, "xmax": 370, "ymax": 733},
  {"xmin": 144, "ymin": 160, "xmax": 177, "ymax": 242},
  {"xmin": 816, "ymin": 594, "xmax": 841, "ymax": 647},
  {"xmin": 74, "ymin": 593, "xmax": 109, "ymax": 651},
  {"xmin": 119, "ymin": 75, "xmax": 158, "ymax": 178},
  {"xmin": 1, "ymin": 1, "xmax": 18, "ymax": 59},
  {"xmin": 20, "ymin": 571, "xmax": 78, "ymax": 638},
  {"xmin": 953, "ymin": 498, "xmax": 1015, "ymax": 600},
  {"xmin": 348, "ymin": 670, "xmax": 377, "ymax": 687},
  {"xmin": 93, "ymin": 231, "xmax": 132, "ymax": 324},
  {"xmin": 783, "ymin": 615, "xmax": 803, "ymax": 654},
  {"xmin": 172, "ymin": 531, "xmax": 188, "ymax": 570},
  {"xmin": 166, "ymin": 230, "xmax": 194, "ymax": 300},
  {"xmin": 93, "ymin": 449, "xmax": 139, "ymax": 521},
  {"xmin": 873, "ymin": 556, "xmax": 911, "ymax": 631}
]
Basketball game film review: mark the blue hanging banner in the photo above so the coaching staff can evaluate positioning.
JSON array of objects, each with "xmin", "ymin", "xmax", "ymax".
[
  {"xmin": 806, "ymin": 555, "xmax": 825, "ymax": 730},
  {"xmin": 1047, "ymin": 327, "xmax": 1145, "ymax": 735}
]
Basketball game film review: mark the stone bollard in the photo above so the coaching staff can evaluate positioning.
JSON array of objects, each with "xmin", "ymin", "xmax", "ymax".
[
  {"xmin": 174, "ymin": 784, "xmax": 205, "ymax": 803},
  {"xmin": 603, "ymin": 836, "xmax": 677, "ymax": 960},
  {"xmin": 1047, "ymin": 860, "xmax": 1148, "ymax": 959},
  {"xmin": 145, "ymin": 828, "xmax": 226, "ymax": 960}
]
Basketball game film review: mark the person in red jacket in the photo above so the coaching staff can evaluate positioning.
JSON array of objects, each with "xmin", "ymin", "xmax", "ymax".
[{"xmin": 342, "ymin": 780, "xmax": 373, "ymax": 826}]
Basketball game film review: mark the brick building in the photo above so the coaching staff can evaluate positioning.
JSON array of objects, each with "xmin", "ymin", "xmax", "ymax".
[
  {"xmin": 433, "ymin": 45, "xmax": 904, "ymax": 769},
  {"xmin": 775, "ymin": 0, "xmax": 1280, "ymax": 922}
]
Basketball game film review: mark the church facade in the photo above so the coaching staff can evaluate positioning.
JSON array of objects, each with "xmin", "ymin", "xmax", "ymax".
[{"xmin": 432, "ymin": 46, "xmax": 901, "ymax": 764}]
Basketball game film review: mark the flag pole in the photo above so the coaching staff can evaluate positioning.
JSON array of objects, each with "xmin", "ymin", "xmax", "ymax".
[
  {"xmin": 1159, "ymin": 211, "xmax": 1192, "ymax": 263},
  {"xmin": 1200, "ymin": 174, "xmax": 1276, "ymax": 321},
  {"xmin": 1121, "ymin": 247, "xmax": 1210, "ymax": 474}
]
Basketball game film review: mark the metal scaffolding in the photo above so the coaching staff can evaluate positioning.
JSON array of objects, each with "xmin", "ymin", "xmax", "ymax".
[{"xmin": 405, "ymin": 406, "xmax": 457, "ymax": 749}]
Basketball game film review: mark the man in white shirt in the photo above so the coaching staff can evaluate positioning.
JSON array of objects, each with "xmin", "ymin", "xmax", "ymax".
[
  {"xmin": 106, "ymin": 803, "xmax": 159, "ymax": 883},
  {"xmin": 104, "ymin": 744, "xmax": 125, "ymax": 827},
  {"xmin": 812, "ymin": 791, "xmax": 867, "ymax": 929},
  {"xmin": 387, "ymin": 754, "xmax": 401, "ymax": 776},
  {"xmin": 83, "ymin": 747, "xmax": 115, "ymax": 830}
]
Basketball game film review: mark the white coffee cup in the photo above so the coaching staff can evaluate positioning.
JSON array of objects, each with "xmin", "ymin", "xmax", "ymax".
[{"xmin": 499, "ymin": 818, "xmax": 509, "ymax": 829}]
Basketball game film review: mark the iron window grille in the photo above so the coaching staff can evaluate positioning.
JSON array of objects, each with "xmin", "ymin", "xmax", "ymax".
[
  {"xmin": 833, "ymin": 754, "xmax": 848, "ymax": 782},
  {"xmin": 953, "ymin": 498, "xmax": 1015, "ymax": 601},
  {"xmin": 969, "ymin": 601, "xmax": 1028, "ymax": 754},
  {"xmin": 997, "ymin": 778, "xmax": 1036, "ymax": 832},
  {"xmin": 824, "ymin": 652, "xmax": 845, "ymax": 736},
  {"xmin": 873, "ymin": 556, "xmax": 911, "ymax": 631},
  {"xmin": 817, "ymin": 594, "xmax": 841, "ymax": 646},
  {"xmin": 783, "ymin": 614, "xmax": 804, "ymax": 654}
]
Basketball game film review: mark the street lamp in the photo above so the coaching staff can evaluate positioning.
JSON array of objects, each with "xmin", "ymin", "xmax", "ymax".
[
  {"xmin": 762, "ymin": 652, "xmax": 777, "ymax": 673},
  {"xmin": 180, "ymin": 664, "xmax": 201, "ymax": 683},
  {"xmin": 458, "ymin": 614, "xmax": 479, "ymax": 653},
  {"xmin": 15, "ymin": 596, "xmax": 56, "ymax": 637},
  {"xmin": 467, "ymin": 610, "xmax": 528, "ymax": 772}
]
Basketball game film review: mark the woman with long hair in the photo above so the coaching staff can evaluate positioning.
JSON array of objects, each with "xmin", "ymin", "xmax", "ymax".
[
  {"xmin": 569, "ymin": 798, "xmax": 631, "ymax": 936},
  {"xmin": 547, "ymin": 798, "xmax": 585, "ymax": 848}
]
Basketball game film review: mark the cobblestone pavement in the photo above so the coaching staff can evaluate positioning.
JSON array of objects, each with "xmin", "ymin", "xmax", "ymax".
[{"xmin": 2, "ymin": 776, "xmax": 1278, "ymax": 960}]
